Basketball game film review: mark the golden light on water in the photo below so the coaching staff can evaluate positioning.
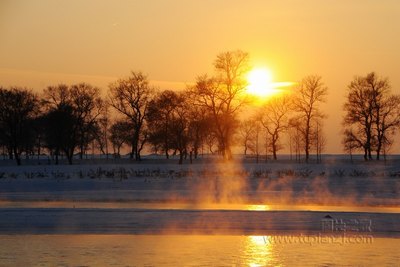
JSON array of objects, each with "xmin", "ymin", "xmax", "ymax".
[
  {"xmin": 245, "ymin": 235, "xmax": 275, "ymax": 267},
  {"xmin": 250, "ymin": 235, "xmax": 268, "ymax": 245},
  {"xmin": 246, "ymin": 204, "xmax": 271, "ymax": 211}
]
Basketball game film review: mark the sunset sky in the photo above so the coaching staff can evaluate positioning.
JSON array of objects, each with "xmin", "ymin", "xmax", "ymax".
[{"xmin": 1, "ymin": 0, "xmax": 399, "ymax": 153}]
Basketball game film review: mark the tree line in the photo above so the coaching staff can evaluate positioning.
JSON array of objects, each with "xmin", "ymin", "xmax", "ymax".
[{"xmin": 0, "ymin": 50, "xmax": 399, "ymax": 165}]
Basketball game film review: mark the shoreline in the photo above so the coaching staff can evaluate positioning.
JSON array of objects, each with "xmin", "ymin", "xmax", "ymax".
[{"xmin": 0, "ymin": 208, "xmax": 399, "ymax": 236}]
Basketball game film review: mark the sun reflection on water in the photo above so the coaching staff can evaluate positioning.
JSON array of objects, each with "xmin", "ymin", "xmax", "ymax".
[
  {"xmin": 246, "ymin": 204, "xmax": 271, "ymax": 211},
  {"xmin": 244, "ymin": 235, "xmax": 276, "ymax": 267}
]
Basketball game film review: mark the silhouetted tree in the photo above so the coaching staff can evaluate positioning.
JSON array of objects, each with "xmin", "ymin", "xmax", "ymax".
[
  {"xmin": 31, "ymin": 115, "xmax": 47, "ymax": 161},
  {"xmin": 109, "ymin": 119, "xmax": 135, "ymax": 157},
  {"xmin": 69, "ymin": 83, "xmax": 104, "ymax": 159},
  {"xmin": 187, "ymin": 104, "xmax": 210, "ymax": 159},
  {"xmin": 147, "ymin": 90, "xmax": 181, "ymax": 158},
  {"xmin": 204, "ymin": 132, "xmax": 217, "ymax": 154},
  {"xmin": 41, "ymin": 103, "xmax": 78, "ymax": 164},
  {"xmin": 313, "ymin": 118, "xmax": 326, "ymax": 163},
  {"xmin": 148, "ymin": 90, "xmax": 195, "ymax": 164},
  {"xmin": 288, "ymin": 118, "xmax": 303, "ymax": 162},
  {"xmin": 109, "ymin": 71, "xmax": 153, "ymax": 161},
  {"xmin": 0, "ymin": 87, "xmax": 39, "ymax": 165},
  {"xmin": 238, "ymin": 118, "xmax": 258, "ymax": 156},
  {"xmin": 191, "ymin": 50, "xmax": 250, "ymax": 159},
  {"xmin": 94, "ymin": 106, "xmax": 110, "ymax": 158},
  {"xmin": 343, "ymin": 72, "xmax": 400, "ymax": 160},
  {"xmin": 259, "ymin": 94, "xmax": 292, "ymax": 160},
  {"xmin": 42, "ymin": 83, "xmax": 103, "ymax": 164},
  {"xmin": 342, "ymin": 129, "xmax": 359, "ymax": 162},
  {"xmin": 169, "ymin": 95, "xmax": 191, "ymax": 164},
  {"xmin": 292, "ymin": 75, "xmax": 328, "ymax": 162}
]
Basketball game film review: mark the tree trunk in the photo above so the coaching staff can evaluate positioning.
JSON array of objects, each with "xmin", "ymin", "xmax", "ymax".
[
  {"xmin": 13, "ymin": 148, "xmax": 21, "ymax": 166},
  {"xmin": 178, "ymin": 150, "xmax": 183, "ymax": 165},
  {"xmin": 272, "ymin": 137, "xmax": 277, "ymax": 160},
  {"xmin": 376, "ymin": 142, "xmax": 382, "ymax": 160},
  {"xmin": 67, "ymin": 154, "xmax": 73, "ymax": 164},
  {"xmin": 55, "ymin": 148, "xmax": 59, "ymax": 165},
  {"xmin": 37, "ymin": 138, "xmax": 41, "ymax": 161},
  {"xmin": 305, "ymin": 118, "xmax": 310, "ymax": 163},
  {"xmin": 130, "ymin": 144, "xmax": 134, "ymax": 159},
  {"xmin": 305, "ymin": 142, "xmax": 310, "ymax": 162},
  {"xmin": 80, "ymin": 145, "xmax": 84, "ymax": 160},
  {"xmin": 66, "ymin": 148, "xmax": 74, "ymax": 165}
]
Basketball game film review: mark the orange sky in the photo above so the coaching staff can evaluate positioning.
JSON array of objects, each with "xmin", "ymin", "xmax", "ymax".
[{"xmin": 1, "ymin": 0, "xmax": 400, "ymax": 153}]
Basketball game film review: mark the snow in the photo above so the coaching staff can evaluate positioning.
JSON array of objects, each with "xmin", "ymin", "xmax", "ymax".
[{"xmin": 0, "ymin": 156, "xmax": 399, "ymax": 235}]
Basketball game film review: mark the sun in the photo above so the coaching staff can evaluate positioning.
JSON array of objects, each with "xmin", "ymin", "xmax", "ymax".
[{"xmin": 246, "ymin": 68, "xmax": 277, "ymax": 98}]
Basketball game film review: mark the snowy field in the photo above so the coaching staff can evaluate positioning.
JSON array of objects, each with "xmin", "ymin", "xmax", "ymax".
[{"xmin": 0, "ymin": 155, "xmax": 399, "ymax": 236}]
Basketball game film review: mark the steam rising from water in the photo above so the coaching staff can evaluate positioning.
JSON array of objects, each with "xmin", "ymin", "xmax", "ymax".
[
  {"xmin": 0, "ymin": 159, "xmax": 400, "ymax": 235},
  {"xmin": 0, "ymin": 159, "xmax": 399, "ymax": 208},
  {"xmin": 192, "ymin": 160, "xmax": 249, "ymax": 204}
]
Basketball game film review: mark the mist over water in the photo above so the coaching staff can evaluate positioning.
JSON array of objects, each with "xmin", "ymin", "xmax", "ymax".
[
  {"xmin": 0, "ymin": 157, "xmax": 399, "ymax": 208},
  {"xmin": 0, "ymin": 158, "xmax": 400, "ymax": 267}
]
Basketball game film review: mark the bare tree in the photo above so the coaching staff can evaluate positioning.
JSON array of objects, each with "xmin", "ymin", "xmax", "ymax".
[
  {"xmin": 313, "ymin": 118, "xmax": 326, "ymax": 163},
  {"xmin": 259, "ymin": 94, "xmax": 292, "ymax": 160},
  {"xmin": 148, "ymin": 90, "xmax": 194, "ymax": 164},
  {"xmin": 109, "ymin": 71, "xmax": 154, "ymax": 161},
  {"xmin": 343, "ymin": 72, "xmax": 400, "ymax": 160},
  {"xmin": 238, "ymin": 119, "xmax": 258, "ymax": 156},
  {"xmin": 109, "ymin": 119, "xmax": 134, "ymax": 158},
  {"xmin": 205, "ymin": 132, "xmax": 217, "ymax": 154},
  {"xmin": 169, "ymin": 94, "xmax": 191, "ymax": 164},
  {"xmin": 288, "ymin": 118, "xmax": 303, "ymax": 162},
  {"xmin": 94, "ymin": 105, "xmax": 110, "ymax": 158},
  {"xmin": 191, "ymin": 50, "xmax": 250, "ymax": 159},
  {"xmin": 42, "ymin": 84, "xmax": 70, "ymax": 108},
  {"xmin": 41, "ymin": 103, "xmax": 78, "ymax": 164},
  {"xmin": 292, "ymin": 75, "xmax": 328, "ymax": 162},
  {"xmin": 70, "ymin": 83, "xmax": 104, "ymax": 159},
  {"xmin": 187, "ymin": 104, "xmax": 210, "ymax": 159},
  {"xmin": 372, "ymin": 87, "xmax": 400, "ymax": 160},
  {"xmin": 42, "ymin": 83, "xmax": 104, "ymax": 164},
  {"xmin": 342, "ymin": 129, "xmax": 359, "ymax": 162},
  {"xmin": 147, "ymin": 90, "xmax": 181, "ymax": 159},
  {"xmin": 343, "ymin": 74, "xmax": 376, "ymax": 160},
  {"xmin": 0, "ymin": 87, "xmax": 39, "ymax": 165}
]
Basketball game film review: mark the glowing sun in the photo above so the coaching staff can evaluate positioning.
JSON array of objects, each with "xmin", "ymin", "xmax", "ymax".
[{"xmin": 246, "ymin": 68, "xmax": 277, "ymax": 97}]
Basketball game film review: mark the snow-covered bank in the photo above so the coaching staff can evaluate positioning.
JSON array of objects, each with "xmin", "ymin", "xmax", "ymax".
[
  {"xmin": 0, "ymin": 159, "xmax": 399, "ymax": 236},
  {"xmin": 0, "ymin": 160, "xmax": 399, "ymax": 206}
]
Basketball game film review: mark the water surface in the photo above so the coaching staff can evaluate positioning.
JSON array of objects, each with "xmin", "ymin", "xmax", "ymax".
[{"xmin": 0, "ymin": 235, "xmax": 398, "ymax": 266}]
